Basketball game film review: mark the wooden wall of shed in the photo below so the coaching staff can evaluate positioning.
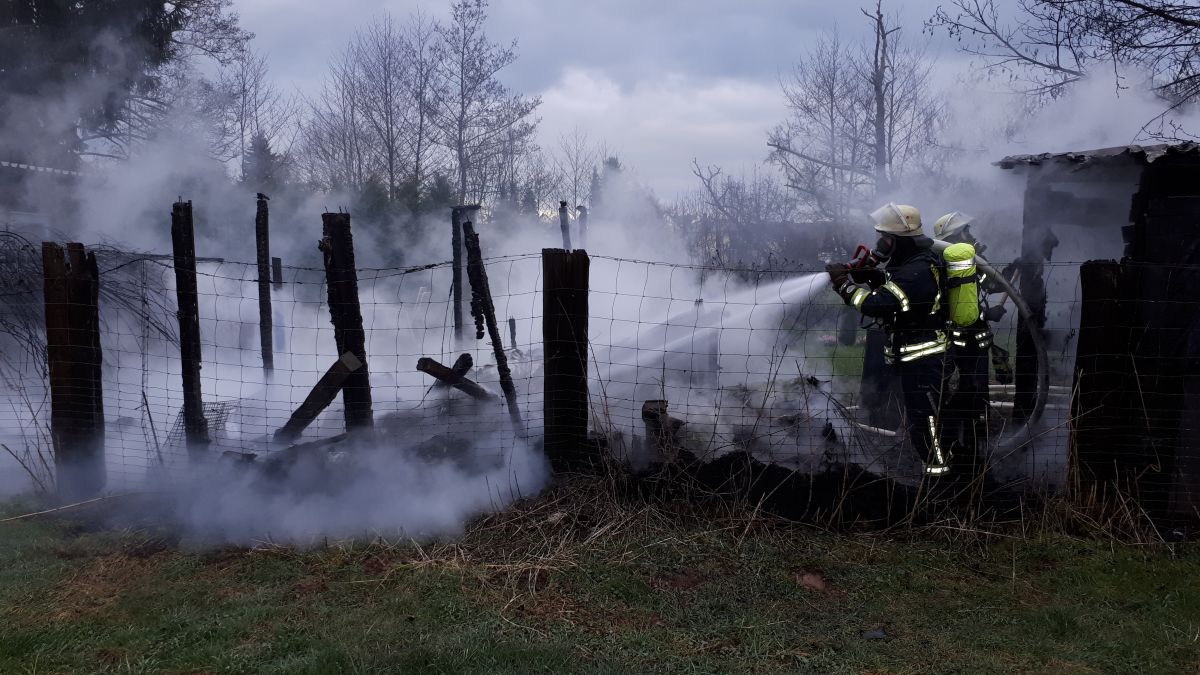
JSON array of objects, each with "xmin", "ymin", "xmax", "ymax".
[
  {"xmin": 1071, "ymin": 153, "xmax": 1200, "ymax": 521},
  {"xmin": 1128, "ymin": 154, "xmax": 1200, "ymax": 519}
]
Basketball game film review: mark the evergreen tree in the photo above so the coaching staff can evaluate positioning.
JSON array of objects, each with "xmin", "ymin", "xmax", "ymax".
[
  {"xmin": 520, "ymin": 186, "xmax": 537, "ymax": 219},
  {"xmin": 420, "ymin": 173, "xmax": 456, "ymax": 216},
  {"xmin": 588, "ymin": 167, "xmax": 602, "ymax": 218},
  {"xmin": 0, "ymin": 0, "xmax": 248, "ymax": 165},
  {"xmin": 241, "ymin": 131, "xmax": 286, "ymax": 193},
  {"xmin": 355, "ymin": 176, "xmax": 391, "ymax": 228},
  {"xmin": 590, "ymin": 156, "xmax": 622, "ymax": 220}
]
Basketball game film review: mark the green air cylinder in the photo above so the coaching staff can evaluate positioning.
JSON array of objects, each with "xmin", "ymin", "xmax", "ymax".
[{"xmin": 944, "ymin": 242, "xmax": 980, "ymax": 328}]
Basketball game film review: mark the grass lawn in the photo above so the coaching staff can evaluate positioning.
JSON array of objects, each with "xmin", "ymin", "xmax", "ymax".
[{"xmin": 1, "ymin": 484, "xmax": 1198, "ymax": 674}]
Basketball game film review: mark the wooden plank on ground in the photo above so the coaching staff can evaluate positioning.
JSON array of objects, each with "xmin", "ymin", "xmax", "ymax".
[{"xmin": 274, "ymin": 351, "xmax": 363, "ymax": 443}]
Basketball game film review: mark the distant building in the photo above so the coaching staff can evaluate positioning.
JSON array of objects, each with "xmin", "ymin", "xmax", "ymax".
[{"xmin": 0, "ymin": 159, "xmax": 80, "ymax": 237}]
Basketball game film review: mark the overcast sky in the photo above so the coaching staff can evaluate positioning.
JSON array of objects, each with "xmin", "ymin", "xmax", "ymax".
[{"xmin": 235, "ymin": 0, "xmax": 967, "ymax": 198}]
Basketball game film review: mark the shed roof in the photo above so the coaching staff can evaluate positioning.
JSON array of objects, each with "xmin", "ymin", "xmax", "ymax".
[{"xmin": 996, "ymin": 142, "xmax": 1200, "ymax": 170}]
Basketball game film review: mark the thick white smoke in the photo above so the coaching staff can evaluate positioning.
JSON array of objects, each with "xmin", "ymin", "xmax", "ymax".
[{"xmin": 6, "ymin": 9, "xmax": 1198, "ymax": 533}]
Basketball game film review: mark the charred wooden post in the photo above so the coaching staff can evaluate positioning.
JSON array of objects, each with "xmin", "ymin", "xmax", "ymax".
[
  {"xmin": 450, "ymin": 204, "xmax": 481, "ymax": 343},
  {"xmin": 576, "ymin": 205, "xmax": 588, "ymax": 249},
  {"xmin": 448, "ymin": 353, "xmax": 474, "ymax": 380},
  {"xmin": 320, "ymin": 212, "xmax": 373, "ymax": 430},
  {"xmin": 1015, "ymin": 184, "xmax": 1056, "ymax": 420},
  {"xmin": 274, "ymin": 351, "xmax": 363, "ymax": 443},
  {"xmin": 641, "ymin": 400, "xmax": 685, "ymax": 462},
  {"xmin": 463, "ymin": 221, "xmax": 523, "ymax": 433},
  {"xmin": 451, "ymin": 207, "xmax": 464, "ymax": 341},
  {"xmin": 417, "ymin": 356, "xmax": 495, "ymax": 401},
  {"xmin": 255, "ymin": 194, "xmax": 273, "ymax": 374},
  {"xmin": 558, "ymin": 201, "xmax": 572, "ymax": 250},
  {"xmin": 272, "ymin": 257, "xmax": 283, "ymax": 289},
  {"xmin": 508, "ymin": 317, "xmax": 517, "ymax": 349},
  {"xmin": 1071, "ymin": 262, "xmax": 1135, "ymax": 494},
  {"xmin": 42, "ymin": 242, "xmax": 106, "ymax": 499},
  {"xmin": 171, "ymin": 201, "xmax": 210, "ymax": 459},
  {"xmin": 542, "ymin": 248, "xmax": 590, "ymax": 472}
]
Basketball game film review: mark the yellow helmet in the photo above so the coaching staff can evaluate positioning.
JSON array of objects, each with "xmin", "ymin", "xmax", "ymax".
[
  {"xmin": 869, "ymin": 203, "xmax": 922, "ymax": 236},
  {"xmin": 933, "ymin": 212, "xmax": 974, "ymax": 240}
]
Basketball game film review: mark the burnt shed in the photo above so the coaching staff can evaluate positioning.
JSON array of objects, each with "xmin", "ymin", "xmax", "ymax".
[{"xmin": 998, "ymin": 142, "xmax": 1200, "ymax": 522}]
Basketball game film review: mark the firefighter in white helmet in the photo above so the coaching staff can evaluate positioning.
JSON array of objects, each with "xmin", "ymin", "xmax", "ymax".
[
  {"xmin": 933, "ymin": 212, "xmax": 1008, "ymax": 464},
  {"xmin": 827, "ymin": 204, "xmax": 951, "ymax": 476}
]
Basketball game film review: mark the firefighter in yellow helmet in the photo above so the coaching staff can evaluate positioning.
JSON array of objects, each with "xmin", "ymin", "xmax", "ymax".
[
  {"xmin": 933, "ymin": 212, "xmax": 1007, "ymax": 465},
  {"xmin": 828, "ymin": 204, "xmax": 951, "ymax": 476}
]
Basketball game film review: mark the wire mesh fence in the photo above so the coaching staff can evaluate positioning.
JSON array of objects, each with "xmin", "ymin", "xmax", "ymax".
[{"xmin": 1, "ymin": 246, "xmax": 1197, "ymax": 527}]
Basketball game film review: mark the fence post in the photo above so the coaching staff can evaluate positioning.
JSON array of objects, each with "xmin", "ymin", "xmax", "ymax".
[
  {"xmin": 463, "ymin": 220, "xmax": 523, "ymax": 433},
  {"xmin": 271, "ymin": 256, "xmax": 283, "ymax": 289},
  {"xmin": 558, "ymin": 201, "xmax": 572, "ymax": 250},
  {"xmin": 451, "ymin": 206, "xmax": 464, "ymax": 342},
  {"xmin": 171, "ymin": 201, "xmax": 210, "ymax": 460},
  {"xmin": 576, "ymin": 205, "xmax": 588, "ymax": 250},
  {"xmin": 42, "ymin": 242, "xmax": 106, "ymax": 499},
  {"xmin": 255, "ymin": 194, "xmax": 273, "ymax": 374},
  {"xmin": 542, "ymin": 248, "xmax": 590, "ymax": 471},
  {"xmin": 320, "ymin": 212, "xmax": 373, "ymax": 430}
]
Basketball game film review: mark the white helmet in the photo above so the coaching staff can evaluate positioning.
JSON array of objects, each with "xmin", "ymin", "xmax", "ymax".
[
  {"xmin": 933, "ymin": 212, "xmax": 974, "ymax": 240},
  {"xmin": 869, "ymin": 203, "xmax": 922, "ymax": 237}
]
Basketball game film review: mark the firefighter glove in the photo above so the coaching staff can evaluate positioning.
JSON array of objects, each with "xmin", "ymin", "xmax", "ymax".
[
  {"xmin": 826, "ymin": 263, "xmax": 850, "ymax": 289},
  {"xmin": 983, "ymin": 305, "xmax": 1007, "ymax": 322}
]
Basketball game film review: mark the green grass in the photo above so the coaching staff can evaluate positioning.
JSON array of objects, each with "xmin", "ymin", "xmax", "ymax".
[{"xmin": 1, "ymin": 490, "xmax": 1198, "ymax": 674}]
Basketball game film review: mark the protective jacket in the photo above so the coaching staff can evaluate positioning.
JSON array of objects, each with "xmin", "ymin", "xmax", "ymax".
[
  {"xmin": 841, "ymin": 239, "xmax": 946, "ymax": 363},
  {"xmin": 837, "ymin": 235, "xmax": 950, "ymax": 475}
]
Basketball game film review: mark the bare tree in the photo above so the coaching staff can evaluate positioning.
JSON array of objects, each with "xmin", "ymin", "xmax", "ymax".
[
  {"xmin": 769, "ymin": 4, "xmax": 939, "ymax": 230},
  {"xmin": 554, "ymin": 127, "xmax": 600, "ymax": 213},
  {"xmin": 400, "ymin": 10, "xmax": 444, "ymax": 208},
  {"xmin": 432, "ymin": 0, "xmax": 540, "ymax": 204},
  {"xmin": 299, "ymin": 49, "xmax": 373, "ymax": 192},
  {"xmin": 685, "ymin": 161, "xmax": 804, "ymax": 267},
  {"xmin": 861, "ymin": 2, "xmax": 940, "ymax": 187},
  {"xmin": 508, "ymin": 147, "xmax": 559, "ymax": 217},
  {"xmin": 929, "ymin": 0, "xmax": 1200, "ymax": 116},
  {"xmin": 354, "ymin": 14, "xmax": 409, "ymax": 201},
  {"xmin": 928, "ymin": 0, "xmax": 1092, "ymax": 99},
  {"xmin": 213, "ymin": 48, "xmax": 297, "ymax": 178},
  {"xmin": 769, "ymin": 31, "xmax": 872, "ymax": 226}
]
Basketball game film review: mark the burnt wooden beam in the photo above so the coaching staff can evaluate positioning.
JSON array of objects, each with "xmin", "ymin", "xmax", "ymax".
[
  {"xmin": 255, "ymin": 193, "xmax": 273, "ymax": 373},
  {"xmin": 1014, "ymin": 183, "xmax": 1056, "ymax": 420},
  {"xmin": 274, "ymin": 351, "xmax": 364, "ymax": 443},
  {"xmin": 558, "ymin": 201, "xmax": 572, "ymax": 250},
  {"xmin": 576, "ymin": 205, "xmax": 588, "ymax": 249},
  {"xmin": 320, "ymin": 212, "xmax": 372, "ymax": 430},
  {"xmin": 463, "ymin": 220, "xmax": 524, "ymax": 433},
  {"xmin": 451, "ymin": 204, "xmax": 481, "ymax": 344},
  {"xmin": 171, "ymin": 201, "xmax": 210, "ymax": 459},
  {"xmin": 417, "ymin": 356, "xmax": 495, "ymax": 401},
  {"xmin": 641, "ymin": 399, "xmax": 685, "ymax": 462},
  {"xmin": 542, "ymin": 248, "xmax": 591, "ymax": 472},
  {"xmin": 428, "ymin": 353, "xmax": 474, "ymax": 389},
  {"xmin": 42, "ymin": 242, "xmax": 106, "ymax": 499}
]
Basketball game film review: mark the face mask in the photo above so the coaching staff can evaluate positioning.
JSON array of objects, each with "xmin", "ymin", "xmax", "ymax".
[{"xmin": 872, "ymin": 234, "xmax": 895, "ymax": 265}]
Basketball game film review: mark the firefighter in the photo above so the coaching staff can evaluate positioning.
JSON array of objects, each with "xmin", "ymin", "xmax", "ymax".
[
  {"xmin": 933, "ymin": 212, "xmax": 1007, "ymax": 464},
  {"xmin": 827, "ymin": 204, "xmax": 951, "ymax": 476}
]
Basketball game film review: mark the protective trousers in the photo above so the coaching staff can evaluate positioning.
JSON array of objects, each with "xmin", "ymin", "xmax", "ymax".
[
  {"xmin": 897, "ymin": 354, "xmax": 949, "ymax": 473},
  {"xmin": 945, "ymin": 341, "xmax": 989, "ymax": 453}
]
